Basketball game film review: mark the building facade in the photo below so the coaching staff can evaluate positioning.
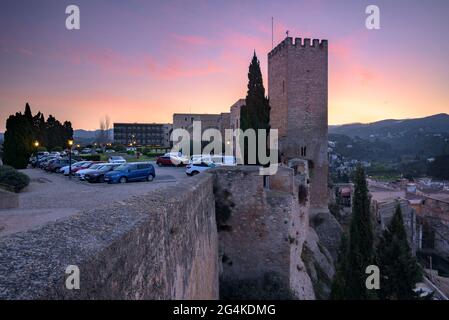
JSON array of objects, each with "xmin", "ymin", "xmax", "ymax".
[
  {"xmin": 173, "ymin": 113, "xmax": 230, "ymax": 142},
  {"xmin": 113, "ymin": 123, "xmax": 172, "ymax": 147},
  {"xmin": 268, "ymin": 37, "xmax": 328, "ymax": 210}
]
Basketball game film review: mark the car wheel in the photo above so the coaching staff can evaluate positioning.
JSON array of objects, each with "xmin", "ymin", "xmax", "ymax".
[
  {"xmin": 119, "ymin": 177, "xmax": 127, "ymax": 184},
  {"xmin": 98, "ymin": 176, "xmax": 105, "ymax": 183},
  {"xmin": 191, "ymin": 171, "xmax": 199, "ymax": 176},
  {"xmin": 147, "ymin": 174, "xmax": 154, "ymax": 182},
  {"xmin": 157, "ymin": 162, "xmax": 162, "ymax": 167}
]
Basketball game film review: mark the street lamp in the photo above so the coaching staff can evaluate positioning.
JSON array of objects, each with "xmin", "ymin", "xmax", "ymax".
[
  {"xmin": 33, "ymin": 140, "xmax": 40, "ymax": 167},
  {"xmin": 68, "ymin": 139, "xmax": 74, "ymax": 179}
]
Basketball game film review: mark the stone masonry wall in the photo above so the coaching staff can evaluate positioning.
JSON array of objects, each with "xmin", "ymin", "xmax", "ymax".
[
  {"xmin": 209, "ymin": 166, "xmax": 315, "ymax": 299},
  {"xmin": 0, "ymin": 175, "xmax": 218, "ymax": 300},
  {"xmin": 268, "ymin": 37, "xmax": 328, "ymax": 210}
]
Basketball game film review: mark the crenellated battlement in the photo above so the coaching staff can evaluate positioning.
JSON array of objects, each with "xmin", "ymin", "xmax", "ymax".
[{"xmin": 268, "ymin": 37, "xmax": 328, "ymax": 59}]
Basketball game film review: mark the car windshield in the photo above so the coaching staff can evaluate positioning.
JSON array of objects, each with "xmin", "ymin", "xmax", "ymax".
[
  {"xmin": 99, "ymin": 165, "xmax": 113, "ymax": 172},
  {"xmin": 111, "ymin": 156, "xmax": 123, "ymax": 160},
  {"xmin": 89, "ymin": 164, "xmax": 102, "ymax": 170},
  {"xmin": 115, "ymin": 164, "xmax": 129, "ymax": 171}
]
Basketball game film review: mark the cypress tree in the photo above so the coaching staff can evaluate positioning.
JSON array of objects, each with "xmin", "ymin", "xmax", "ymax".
[
  {"xmin": 3, "ymin": 103, "xmax": 74, "ymax": 167},
  {"xmin": 330, "ymin": 233, "xmax": 349, "ymax": 300},
  {"xmin": 3, "ymin": 110, "xmax": 34, "ymax": 169},
  {"xmin": 345, "ymin": 165, "xmax": 375, "ymax": 299},
  {"xmin": 239, "ymin": 52, "xmax": 270, "ymax": 164},
  {"xmin": 376, "ymin": 204, "xmax": 422, "ymax": 299}
]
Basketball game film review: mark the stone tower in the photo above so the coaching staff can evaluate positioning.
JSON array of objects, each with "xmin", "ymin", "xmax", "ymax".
[{"xmin": 268, "ymin": 37, "xmax": 328, "ymax": 211}]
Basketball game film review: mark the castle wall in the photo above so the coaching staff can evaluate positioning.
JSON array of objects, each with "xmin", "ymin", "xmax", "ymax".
[
  {"xmin": 209, "ymin": 165, "xmax": 315, "ymax": 299},
  {"xmin": 268, "ymin": 37, "xmax": 329, "ymax": 210},
  {"xmin": 0, "ymin": 175, "xmax": 218, "ymax": 300}
]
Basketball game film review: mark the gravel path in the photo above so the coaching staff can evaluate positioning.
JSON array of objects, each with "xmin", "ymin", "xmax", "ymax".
[{"xmin": 0, "ymin": 163, "xmax": 190, "ymax": 236}]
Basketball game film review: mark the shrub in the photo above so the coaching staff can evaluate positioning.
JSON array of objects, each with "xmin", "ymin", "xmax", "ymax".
[
  {"xmin": 0, "ymin": 165, "xmax": 30, "ymax": 192},
  {"xmin": 81, "ymin": 154, "xmax": 101, "ymax": 161}
]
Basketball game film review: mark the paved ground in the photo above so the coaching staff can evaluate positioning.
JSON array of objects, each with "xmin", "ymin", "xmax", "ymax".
[{"xmin": 0, "ymin": 163, "xmax": 190, "ymax": 236}]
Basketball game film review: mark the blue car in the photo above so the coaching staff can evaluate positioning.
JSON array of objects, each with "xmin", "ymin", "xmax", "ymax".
[{"xmin": 104, "ymin": 162, "xmax": 155, "ymax": 184}]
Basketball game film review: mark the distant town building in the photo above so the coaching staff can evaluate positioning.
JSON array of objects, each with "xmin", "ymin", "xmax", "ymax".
[
  {"xmin": 113, "ymin": 123, "xmax": 172, "ymax": 147},
  {"xmin": 229, "ymin": 99, "xmax": 245, "ymax": 131},
  {"xmin": 173, "ymin": 113, "xmax": 230, "ymax": 141}
]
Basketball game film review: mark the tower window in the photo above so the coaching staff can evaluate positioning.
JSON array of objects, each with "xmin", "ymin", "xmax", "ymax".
[{"xmin": 300, "ymin": 146, "xmax": 307, "ymax": 157}]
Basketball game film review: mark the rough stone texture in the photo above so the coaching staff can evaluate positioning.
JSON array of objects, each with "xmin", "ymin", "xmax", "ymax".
[
  {"xmin": 309, "ymin": 209, "xmax": 343, "ymax": 263},
  {"xmin": 209, "ymin": 165, "xmax": 315, "ymax": 299},
  {"xmin": 0, "ymin": 175, "xmax": 218, "ymax": 300},
  {"xmin": 268, "ymin": 37, "xmax": 328, "ymax": 211},
  {"xmin": 0, "ymin": 189, "xmax": 19, "ymax": 209},
  {"xmin": 301, "ymin": 227, "xmax": 335, "ymax": 300},
  {"xmin": 419, "ymin": 196, "xmax": 449, "ymax": 255},
  {"xmin": 371, "ymin": 198, "xmax": 418, "ymax": 254}
]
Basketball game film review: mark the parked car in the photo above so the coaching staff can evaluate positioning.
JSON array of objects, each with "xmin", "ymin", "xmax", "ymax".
[
  {"xmin": 60, "ymin": 161, "xmax": 91, "ymax": 175},
  {"xmin": 211, "ymin": 155, "xmax": 237, "ymax": 166},
  {"xmin": 156, "ymin": 154, "xmax": 189, "ymax": 167},
  {"xmin": 47, "ymin": 159, "xmax": 77, "ymax": 173},
  {"xmin": 108, "ymin": 156, "xmax": 126, "ymax": 164},
  {"xmin": 105, "ymin": 149, "xmax": 115, "ymax": 153},
  {"xmin": 186, "ymin": 162, "xmax": 216, "ymax": 176},
  {"xmin": 84, "ymin": 163, "xmax": 121, "ymax": 183},
  {"xmin": 38, "ymin": 156, "xmax": 60, "ymax": 169},
  {"xmin": 75, "ymin": 163, "xmax": 107, "ymax": 180},
  {"xmin": 104, "ymin": 162, "xmax": 155, "ymax": 184},
  {"xmin": 189, "ymin": 154, "xmax": 212, "ymax": 164},
  {"xmin": 70, "ymin": 161, "xmax": 97, "ymax": 173},
  {"xmin": 43, "ymin": 158, "xmax": 61, "ymax": 171}
]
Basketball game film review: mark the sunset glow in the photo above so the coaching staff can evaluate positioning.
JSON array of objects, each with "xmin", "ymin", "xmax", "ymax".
[{"xmin": 1, "ymin": 0, "xmax": 448, "ymax": 131}]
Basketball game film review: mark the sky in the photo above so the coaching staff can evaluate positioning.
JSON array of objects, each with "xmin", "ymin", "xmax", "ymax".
[{"xmin": 0, "ymin": 0, "xmax": 448, "ymax": 131}]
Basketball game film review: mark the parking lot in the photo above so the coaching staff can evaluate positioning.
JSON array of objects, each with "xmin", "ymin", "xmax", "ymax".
[{"xmin": 0, "ymin": 163, "xmax": 189, "ymax": 236}]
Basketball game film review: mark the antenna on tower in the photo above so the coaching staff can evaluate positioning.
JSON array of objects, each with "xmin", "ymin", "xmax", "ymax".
[{"xmin": 271, "ymin": 17, "xmax": 274, "ymax": 49}]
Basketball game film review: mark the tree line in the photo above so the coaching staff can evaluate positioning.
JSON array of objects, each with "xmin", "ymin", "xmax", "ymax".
[
  {"xmin": 3, "ymin": 103, "xmax": 73, "ymax": 169},
  {"xmin": 330, "ymin": 165, "xmax": 423, "ymax": 300}
]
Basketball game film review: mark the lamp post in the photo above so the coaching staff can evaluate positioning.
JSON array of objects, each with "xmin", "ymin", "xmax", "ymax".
[
  {"xmin": 33, "ymin": 141, "xmax": 39, "ymax": 167},
  {"xmin": 68, "ymin": 139, "xmax": 74, "ymax": 179}
]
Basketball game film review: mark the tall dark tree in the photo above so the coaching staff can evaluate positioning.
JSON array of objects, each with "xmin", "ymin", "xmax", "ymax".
[
  {"xmin": 376, "ymin": 204, "xmax": 422, "ymax": 299},
  {"xmin": 330, "ymin": 233, "xmax": 349, "ymax": 300},
  {"xmin": 239, "ymin": 52, "xmax": 270, "ymax": 164},
  {"xmin": 345, "ymin": 165, "xmax": 375, "ymax": 299},
  {"xmin": 33, "ymin": 112, "xmax": 47, "ymax": 147},
  {"xmin": 3, "ymin": 103, "xmax": 74, "ymax": 167},
  {"xmin": 331, "ymin": 165, "xmax": 375, "ymax": 299},
  {"xmin": 3, "ymin": 107, "xmax": 34, "ymax": 169}
]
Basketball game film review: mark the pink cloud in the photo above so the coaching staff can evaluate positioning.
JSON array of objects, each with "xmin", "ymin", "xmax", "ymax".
[{"xmin": 171, "ymin": 34, "xmax": 213, "ymax": 46}]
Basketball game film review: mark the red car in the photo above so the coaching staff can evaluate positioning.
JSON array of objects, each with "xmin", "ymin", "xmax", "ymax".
[
  {"xmin": 156, "ymin": 155, "xmax": 188, "ymax": 167},
  {"xmin": 71, "ymin": 161, "xmax": 105, "ymax": 173}
]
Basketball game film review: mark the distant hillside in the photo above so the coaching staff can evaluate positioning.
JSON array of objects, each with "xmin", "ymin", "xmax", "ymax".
[
  {"xmin": 329, "ymin": 113, "xmax": 449, "ymax": 138},
  {"xmin": 329, "ymin": 114, "xmax": 449, "ymax": 162},
  {"xmin": 73, "ymin": 129, "xmax": 113, "ymax": 144}
]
